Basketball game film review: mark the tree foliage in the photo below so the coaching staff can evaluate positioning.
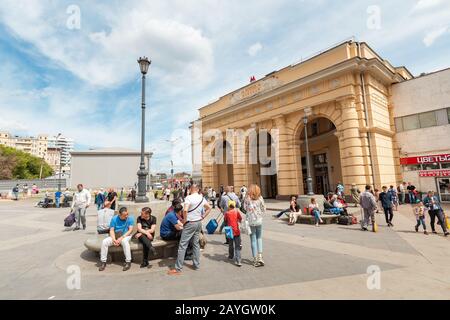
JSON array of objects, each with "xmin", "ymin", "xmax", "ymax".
[{"xmin": 0, "ymin": 145, "xmax": 54, "ymax": 180}]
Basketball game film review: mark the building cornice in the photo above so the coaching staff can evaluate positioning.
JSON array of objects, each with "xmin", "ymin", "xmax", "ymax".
[{"xmin": 198, "ymin": 57, "xmax": 403, "ymax": 124}]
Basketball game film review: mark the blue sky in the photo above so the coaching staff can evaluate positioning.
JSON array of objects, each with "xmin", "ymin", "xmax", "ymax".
[{"xmin": 0, "ymin": 0, "xmax": 449, "ymax": 174}]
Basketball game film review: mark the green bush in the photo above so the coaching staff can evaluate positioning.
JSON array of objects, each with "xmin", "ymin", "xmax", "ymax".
[{"xmin": 0, "ymin": 145, "xmax": 54, "ymax": 180}]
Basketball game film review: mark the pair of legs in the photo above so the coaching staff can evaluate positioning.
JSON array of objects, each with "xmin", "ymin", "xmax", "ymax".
[
  {"xmin": 429, "ymin": 209, "xmax": 448, "ymax": 234},
  {"xmin": 415, "ymin": 216, "xmax": 427, "ymax": 234},
  {"xmin": 288, "ymin": 211, "xmax": 299, "ymax": 225},
  {"xmin": 174, "ymin": 221, "xmax": 202, "ymax": 272},
  {"xmin": 383, "ymin": 207, "xmax": 394, "ymax": 226},
  {"xmin": 312, "ymin": 209, "xmax": 323, "ymax": 226},
  {"xmin": 211, "ymin": 199, "xmax": 216, "ymax": 208},
  {"xmin": 249, "ymin": 225, "xmax": 264, "ymax": 266},
  {"xmin": 362, "ymin": 208, "xmax": 375, "ymax": 230},
  {"xmin": 408, "ymin": 192, "xmax": 416, "ymax": 204},
  {"xmin": 100, "ymin": 236, "xmax": 132, "ymax": 271},
  {"xmin": 73, "ymin": 206, "xmax": 87, "ymax": 229},
  {"xmin": 228, "ymin": 235, "xmax": 242, "ymax": 265},
  {"xmin": 276, "ymin": 208, "xmax": 290, "ymax": 218},
  {"xmin": 138, "ymin": 234, "xmax": 156, "ymax": 266},
  {"xmin": 55, "ymin": 197, "xmax": 60, "ymax": 208},
  {"xmin": 400, "ymin": 192, "xmax": 405, "ymax": 205}
]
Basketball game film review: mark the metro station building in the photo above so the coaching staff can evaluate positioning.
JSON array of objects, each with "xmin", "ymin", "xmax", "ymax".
[{"xmin": 192, "ymin": 41, "xmax": 450, "ymax": 201}]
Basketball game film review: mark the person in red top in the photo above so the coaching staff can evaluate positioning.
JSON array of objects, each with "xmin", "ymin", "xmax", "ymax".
[{"xmin": 224, "ymin": 200, "xmax": 243, "ymax": 267}]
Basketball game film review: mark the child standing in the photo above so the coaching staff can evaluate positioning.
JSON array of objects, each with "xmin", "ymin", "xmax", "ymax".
[
  {"xmin": 309, "ymin": 197, "xmax": 323, "ymax": 227},
  {"xmin": 224, "ymin": 200, "xmax": 243, "ymax": 267},
  {"xmin": 414, "ymin": 200, "xmax": 428, "ymax": 235}
]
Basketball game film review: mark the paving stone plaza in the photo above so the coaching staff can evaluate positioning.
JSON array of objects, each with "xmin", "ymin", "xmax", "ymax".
[{"xmin": 1, "ymin": 197, "xmax": 450, "ymax": 300}]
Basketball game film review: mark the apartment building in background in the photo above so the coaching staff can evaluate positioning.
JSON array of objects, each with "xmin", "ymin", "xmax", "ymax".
[{"xmin": 0, "ymin": 131, "xmax": 74, "ymax": 173}]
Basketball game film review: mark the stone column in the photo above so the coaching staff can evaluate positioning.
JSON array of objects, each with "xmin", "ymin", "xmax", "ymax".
[
  {"xmin": 337, "ymin": 98, "xmax": 373, "ymax": 191},
  {"xmin": 232, "ymin": 128, "xmax": 248, "ymax": 193},
  {"xmin": 273, "ymin": 115, "xmax": 299, "ymax": 199}
]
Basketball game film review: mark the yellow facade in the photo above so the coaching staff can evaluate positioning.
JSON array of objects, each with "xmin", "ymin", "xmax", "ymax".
[{"xmin": 194, "ymin": 41, "xmax": 413, "ymax": 198}]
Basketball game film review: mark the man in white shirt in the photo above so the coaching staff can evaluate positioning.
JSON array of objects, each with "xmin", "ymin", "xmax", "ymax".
[
  {"xmin": 169, "ymin": 184, "xmax": 211, "ymax": 275},
  {"xmin": 97, "ymin": 201, "xmax": 115, "ymax": 234},
  {"xmin": 71, "ymin": 184, "xmax": 92, "ymax": 231}
]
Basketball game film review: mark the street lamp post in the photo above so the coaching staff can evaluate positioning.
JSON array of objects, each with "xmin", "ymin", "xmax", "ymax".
[
  {"xmin": 56, "ymin": 133, "xmax": 62, "ymax": 192},
  {"xmin": 303, "ymin": 109, "xmax": 314, "ymax": 196},
  {"xmin": 136, "ymin": 56, "xmax": 151, "ymax": 203}
]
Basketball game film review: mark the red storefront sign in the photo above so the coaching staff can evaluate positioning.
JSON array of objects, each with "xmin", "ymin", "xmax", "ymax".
[
  {"xmin": 400, "ymin": 154, "xmax": 450, "ymax": 165},
  {"xmin": 419, "ymin": 170, "xmax": 450, "ymax": 177}
]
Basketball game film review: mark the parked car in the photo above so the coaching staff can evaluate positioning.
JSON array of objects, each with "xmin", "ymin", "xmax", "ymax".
[{"xmin": 152, "ymin": 183, "xmax": 163, "ymax": 190}]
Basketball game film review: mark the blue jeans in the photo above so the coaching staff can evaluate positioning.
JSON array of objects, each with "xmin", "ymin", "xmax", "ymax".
[
  {"xmin": 409, "ymin": 192, "xmax": 416, "ymax": 204},
  {"xmin": 276, "ymin": 209, "xmax": 289, "ymax": 218},
  {"xmin": 416, "ymin": 216, "xmax": 426, "ymax": 230},
  {"xmin": 312, "ymin": 209, "xmax": 321, "ymax": 224},
  {"xmin": 249, "ymin": 225, "xmax": 263, "ymax": 258},
  {"xmin": 55, "ymin": 197, "xmax": 60, "ymax": 208}
]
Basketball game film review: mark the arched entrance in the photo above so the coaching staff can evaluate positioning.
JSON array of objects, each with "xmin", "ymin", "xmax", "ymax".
[
  {"xmin": 296, "ymin": 117, "xmax": 343, "ymax": 196},
  {"xmin": 248, "ymin": 131, "xmax": 278, "ymax": 198}
]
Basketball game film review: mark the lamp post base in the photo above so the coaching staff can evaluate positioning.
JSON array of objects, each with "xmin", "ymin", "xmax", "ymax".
[{"xmin": 135, "ymin": 195, "xmax": 149, "ymax": 203}]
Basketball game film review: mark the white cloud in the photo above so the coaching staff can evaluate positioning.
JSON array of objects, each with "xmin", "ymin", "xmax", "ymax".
[
  {"xmin": 423, "ymin": 26, "xmax": 449, "ymax": 47},
  {"xmin": 413, "ymin": 0, "xmax": 444, "ymax": 11},
  {"xmin": 0, "ymin": 1, "xmax": 214, "ymax": 90},
  {"xmin": 247, "ymin": 42, "xmax": 263, "ymax": 57}
]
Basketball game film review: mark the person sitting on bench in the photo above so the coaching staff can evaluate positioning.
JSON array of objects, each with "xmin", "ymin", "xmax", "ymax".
[
  {"xmin": 97, "ymin": 201, "xmax": 115, "ymax": 234},
  {"xmin": 160, "ymin": 203, "xmax": 184, "ymax": 241},
  {"xmin": 135, "ymin": 207, "xmax": 157, "ymax": 268},
  {"xmin": 99, "ymin": 207, "xmax": 134, "ymax": 272}
]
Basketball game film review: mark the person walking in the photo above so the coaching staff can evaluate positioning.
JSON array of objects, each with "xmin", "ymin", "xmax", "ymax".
[
  {"xmin": 168, "ymin": 184, "xmax": 212, "ymax": 275},
  {"xmin": 224, "ymin": 200, "xmax": 243, "ymax": 267},
  {"xmin": 211, "ymin": 189, "xmax": 217, "ymax": 208},
  {"xmin": 399, "ymin": 182, "xmax": 406, "ymax": 205},
  {"xmin": 388, "ymin": 185, "xmax": 399, "ymax": 211},
  {"xmin": 414, "ymin": 200, "xmax": 428, "ymax": 235},
  {"xmin": 22, "ymin": 184, "xmax": 29, "ymax": 198},
  {"xmin": 243, "ymin": 184, "xmax": 266, "ymax": 267},
  {"xmin": 360, "ymin": 185, "xmax": 378, "ymax": 232},
  {"xmin": 55, "ymin": 189, "xmax": 62, "ymax": 208},
  {"xmin": 379, "ymin": 186, "xmax": 394, "ymax": 227},
  {"xmin": 423, "ymin": 191, "xmax": 449, "ymax": 236},
  {"xmin": 119, "ymin": 187, "xmax": 125, "ymax": 202},
  {"xmin": 71, "ymin": 184, "xmax": 91, "ymax": 231},
  {"xmin": 219, "ymin": 186, "xmax": 241, "ymax": 245},
  {"xmin": 95, "ymin": 188, "xmax": 105, "ymax": 210}
]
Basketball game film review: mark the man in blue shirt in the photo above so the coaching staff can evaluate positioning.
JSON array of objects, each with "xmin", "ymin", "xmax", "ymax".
[
  {"xmin": 160, "ymin": 204, "xmax": 184, "ymax": 240},
  {"xmin": 99, "ymin": 207, "xmax": 134, "ymax": 271},
  {"xmin": 55, "ymin": 190, "xmax": 62, "ymax": 208}
]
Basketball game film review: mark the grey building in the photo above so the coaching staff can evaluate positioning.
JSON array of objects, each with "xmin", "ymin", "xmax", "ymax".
[{"xmin": 70, "ymin": 148, "xmax": 152, "ymax": 189}]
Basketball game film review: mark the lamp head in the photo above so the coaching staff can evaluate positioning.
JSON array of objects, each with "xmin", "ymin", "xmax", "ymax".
[{"xmin": 138, "ymin": 56, "xmax": 151, "ymax": 75}]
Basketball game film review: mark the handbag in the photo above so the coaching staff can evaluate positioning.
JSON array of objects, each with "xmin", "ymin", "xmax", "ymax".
[
  {"xmin": 224, "ymin": 226, "xmax": 234, "ymax": 239},
  {"xmin": 240, "ymin": 220, "xmax": 252, "ymax": 235}
]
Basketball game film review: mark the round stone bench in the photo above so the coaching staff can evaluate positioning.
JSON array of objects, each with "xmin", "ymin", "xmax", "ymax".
[{"xmin": 84, "ymin": 234, "xmax": 178, "ymax": 263}]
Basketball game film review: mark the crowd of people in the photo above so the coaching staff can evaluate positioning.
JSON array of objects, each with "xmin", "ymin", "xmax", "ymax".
[
  {"xmin": 92, "ymin": 183, "xmax": 268, "ymax": 272},
  {"xmin": 53, "ymin": 178, "xmax": 449, "ymax": 272}
]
